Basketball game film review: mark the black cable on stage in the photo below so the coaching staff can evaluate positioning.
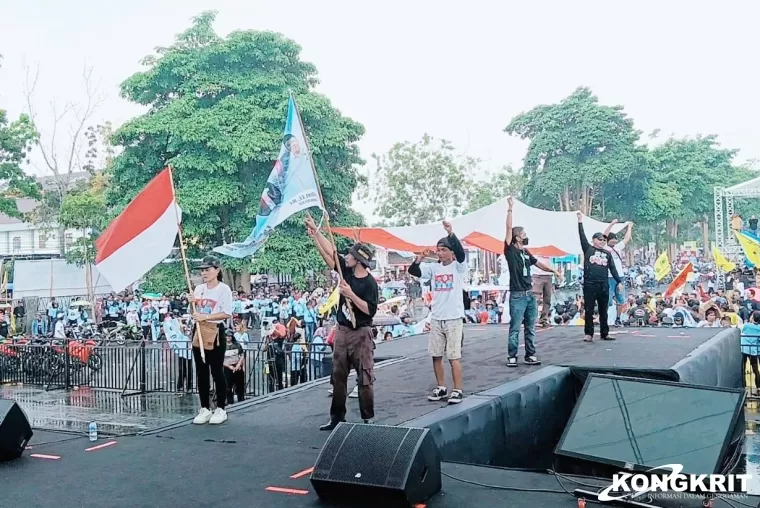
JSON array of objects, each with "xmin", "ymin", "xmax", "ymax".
[{"xmin": 440, "ymin": 470, "xmax": 566, "ymax": 494}]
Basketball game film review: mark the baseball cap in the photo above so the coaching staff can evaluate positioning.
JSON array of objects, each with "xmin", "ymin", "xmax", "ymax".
[
  {"xmin": 592, "ymin": 232, "xmax": 605, "ymax": 240},
  {"xmin": 196, "ymin": 255, "xmax": 221, "ymax": 270}
]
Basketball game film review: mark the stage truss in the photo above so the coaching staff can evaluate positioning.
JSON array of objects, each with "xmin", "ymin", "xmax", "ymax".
[{"xmin": 713, "ymin": 176, "xmax": 760, "ymax": 287}]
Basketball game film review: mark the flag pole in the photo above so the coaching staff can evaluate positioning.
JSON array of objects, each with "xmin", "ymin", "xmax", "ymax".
[
  {"xmin": 167, "ymin": 165, "xmax": 205, "ymax": 362},
  {"xmin": 291, "ymin": 93, "xmax": 356, "ymax": 326}
]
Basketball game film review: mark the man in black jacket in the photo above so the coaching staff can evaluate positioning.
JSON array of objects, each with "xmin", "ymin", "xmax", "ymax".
[{"xmin": 577, "ymin": 212, "xmax": 622, "ymax": 342}]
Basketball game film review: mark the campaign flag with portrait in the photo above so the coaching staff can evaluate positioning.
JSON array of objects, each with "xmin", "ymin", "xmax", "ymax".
[{"xmin": 214, "ymin": 95, "xmax": 325, "ymax": 258}]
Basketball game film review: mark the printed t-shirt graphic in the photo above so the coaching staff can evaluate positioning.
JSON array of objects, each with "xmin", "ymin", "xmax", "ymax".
[
  {"xmin": 589, "ymin": 250, "xmax": 609, "ymax": 266},
  {"xmin": 433, "ymin": 274, "xmax": 454, "ymax": 292}
]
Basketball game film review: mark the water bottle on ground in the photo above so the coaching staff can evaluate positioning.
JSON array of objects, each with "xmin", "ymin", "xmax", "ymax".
[{"xmin": 88, "ymin": 422, "xmax": 97, "ymax": 442}]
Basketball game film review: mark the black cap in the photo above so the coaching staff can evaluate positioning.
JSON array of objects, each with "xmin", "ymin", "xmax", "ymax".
[
  {"xmin": 592, "ymin": 232, "xmax": 606, "ymax": 240},
  {"xmin": 348, "ymin": 243, "xmax": 374, "ymax": 267},
  {"xmin": 196, "ymin": 255, "xmax": 221, "ymax": 270},
  {"xmin": 436, "ymin": 236, "xmax": 453, "ymax": 250}
]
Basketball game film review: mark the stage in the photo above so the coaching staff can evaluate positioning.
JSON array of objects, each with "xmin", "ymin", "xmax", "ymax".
[{"xmin": 1, "ymin": 325, "xmax": 756, "ymax": 508}]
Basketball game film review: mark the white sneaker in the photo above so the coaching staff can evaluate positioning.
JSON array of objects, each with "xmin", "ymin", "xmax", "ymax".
[
  {"xmin": 209, "ymin": 407, "xmax": 228, "ymax": 425},
  {"xmin": 193, "ymin": 408, "xmax": 213, "ymax": 425},
  {"xmin": 349, "ymin": 386, "xmax": 359, "ymax": 398}
]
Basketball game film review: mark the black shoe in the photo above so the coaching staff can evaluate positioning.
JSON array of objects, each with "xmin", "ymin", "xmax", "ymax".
[
  {"xmin": 507, "ymin": 357, "xmax": 518, "ymax": 368},
  {"xmin": 319, "ymin": 419, "xmax": 345, "ymax": 431},
  {"xmin": 524, "ymin": 356, "xmax": 542, "ymax": 365},
  {"xmin": 363, "ymin": 419, "xmax": 374, "ymax": 424},
  {"xmin": 602, "ymin": 335, "xmax": 616, "ymax": 341}
]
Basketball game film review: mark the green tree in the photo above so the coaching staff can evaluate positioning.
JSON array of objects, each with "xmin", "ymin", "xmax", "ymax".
[
  {"xmin": 59, "ymin": 187, "xmax": 107, "ymax": 300},
  {"xmin": 505, "ymin": 87, "xmax": 647, "ymax": 215},
  {"xmin": 108, "ymin": 12, "xmax": 365, "ymax": 285},
  {"xmin": 140, "ymin": 263, "xmax": 188, "ymax": 295},
  {"xmin": 641, "ymin": 135, "xmax": 739, "ymax": 258},
  {"xmin": 463, "ymin": 165, "xmax": 524, "ymax": 214},
  {"xmin": 361, "ymin": 134, "xmax": 478, "ymax": 226},
  {"xmin": 0, "ymin": 109, "xmax": 41, "ymax": 215}
]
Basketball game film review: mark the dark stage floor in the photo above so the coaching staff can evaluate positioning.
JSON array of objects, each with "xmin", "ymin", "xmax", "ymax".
[{"xmin": 0, "ymin": 326, "xmax": 744, "ymax": 508}]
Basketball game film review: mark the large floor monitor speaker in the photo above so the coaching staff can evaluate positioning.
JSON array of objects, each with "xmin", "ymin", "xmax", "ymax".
[
  {"xmin": 310, "ymin": 423, "xmax": 442, "ymax": 507},
  {"xmin": 0, "ymin": 400, "xmax": 33, "ymax": 461}
]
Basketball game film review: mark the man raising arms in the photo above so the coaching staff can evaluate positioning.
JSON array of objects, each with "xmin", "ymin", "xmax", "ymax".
[
  {"xmin": 305, "ymin": 215, "xmax": 379, "ymax": 431},
  {"xmin": 408, "ymin": 221, "xmax": 466, "ymax": 404},
  {"xmin": 603, "ymin": 219, "xmax": 633, "ymax": 325},
  {"xmin": 504, "ymin": 197, "xmax": 562, "ymax": 367}
]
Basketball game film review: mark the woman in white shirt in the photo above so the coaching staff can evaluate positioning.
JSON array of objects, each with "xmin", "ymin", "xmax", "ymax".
[{"xmin": 191, "ymin": 255, "xmax": 234, "ymax": 426}]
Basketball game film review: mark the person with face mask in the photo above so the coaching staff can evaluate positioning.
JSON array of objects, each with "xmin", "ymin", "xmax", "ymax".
[
  {"xmin": 577, "ymin": 212, "xmax": 622, "ymax": 342},
  {"xmin": 408, "ymin": 221, "xmax": 467, "ymax": 404},
  {"xmin": 504, "ymin": 197, "xmax": 561, "ymax": 367},
  {"xmin": 305, "ymin": 215, "xmax": 379, "ymax": 431}
]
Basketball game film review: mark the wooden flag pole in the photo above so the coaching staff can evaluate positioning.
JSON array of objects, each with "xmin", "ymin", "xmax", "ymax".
[
  {"xmin": 167, "ymin": 165, "xmax": 205, "ymax": 362},
  {"xmin": 291, "ymin": 94, "xmax": 356, "ymax": 326}
]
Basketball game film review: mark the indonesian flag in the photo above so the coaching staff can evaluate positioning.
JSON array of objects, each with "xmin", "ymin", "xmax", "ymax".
[
  {"xmin": 95, "ymin": 168, "xmax": 181, "ymax": 292},
  {"xmin": 664, "ymin": 262, "xmax": 693, "ymax": 299}
]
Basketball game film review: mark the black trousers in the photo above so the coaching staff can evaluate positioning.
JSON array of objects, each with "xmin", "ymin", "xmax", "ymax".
[
  {"xmin": 267, "ymin": 356, "xmax": 286, "ymax": 392},
  {"xmin": 177, "ymin": 357, "xmax": 193, "ymax": 391},
  {"xmin": 192, "ymin": 325, "xmax": 227, "ymax": 410},
  {"xmin": 223, "ymin": 368, "xmax": 245, "ymax": 404},
  {"xmin": 583, "ymin": 281, "xmax": 609, "ymax": 338}
]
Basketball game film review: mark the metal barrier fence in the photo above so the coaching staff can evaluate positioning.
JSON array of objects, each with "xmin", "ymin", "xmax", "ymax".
[{"xmin": 0, "ymin": 340, "xmax": 332, "ymax": 398}]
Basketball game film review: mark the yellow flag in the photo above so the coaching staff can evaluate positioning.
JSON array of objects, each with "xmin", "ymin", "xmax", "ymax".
[
  {"xmin": 318, "ymin": 287, "xmax": 339, "ymax": 316},
  {"xmin": 654, "ymin": 252, "xmax": 670, "ymax": 281},
  {"xmin": 712, "ymin": 246, "xmax": 736, "ymax": 272},
  {"xmin": 735, "ymin": 231, "xmax": 760, "ymax": 266}
]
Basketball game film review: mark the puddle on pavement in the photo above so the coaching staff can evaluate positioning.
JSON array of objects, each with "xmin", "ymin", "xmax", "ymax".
[{"xmin": 1, "ymin": 384, "xmax": 201, "ymax": 435}]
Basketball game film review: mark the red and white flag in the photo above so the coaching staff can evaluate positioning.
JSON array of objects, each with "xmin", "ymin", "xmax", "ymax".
[
  {"xmin": 664, "ymin": 262, "xmax": 693, "ymax": 299},
  {"xmin": 94, "ymin": 168, "xmax": 181, "ymax": 292}
]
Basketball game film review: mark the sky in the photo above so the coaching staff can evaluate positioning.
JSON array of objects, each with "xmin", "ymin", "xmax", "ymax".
[{"xmin": 1, "ymin": 0, "xmax": 759, "ymax": 222}]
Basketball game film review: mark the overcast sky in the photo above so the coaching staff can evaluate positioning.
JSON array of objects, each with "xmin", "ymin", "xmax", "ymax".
[{"xmin": 1, "ymin": 0, "xmax": 758, "ymax": 221}]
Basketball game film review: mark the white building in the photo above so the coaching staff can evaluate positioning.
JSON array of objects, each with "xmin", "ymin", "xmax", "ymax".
[
  {"xmin": 0, "ymin": 198, "xmax": 86, "ymax": 258},
  {"xmin": 0, "ymin": 172, "xmax": 93, "ymax": 259}
]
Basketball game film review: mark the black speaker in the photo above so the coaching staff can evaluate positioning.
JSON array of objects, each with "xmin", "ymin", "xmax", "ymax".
[
  {"xmin": 0, "ymin": 400, "xmax": 33, "ymax": 461},
  {"xmin": 310, "ymin": 423, "xmax": 441, "ymax": 507}
]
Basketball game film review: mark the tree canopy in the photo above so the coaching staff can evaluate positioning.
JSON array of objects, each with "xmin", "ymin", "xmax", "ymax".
[
  {"xmin": 505, "ymin": 87, "xmax": 648, "ymax": 217},
  {"xmin": 108, "ymin": 11, "xmax": 365, "ymax": 278},
  {"xmin": 0, "ymin": 109, "xmax": 41, "ymax": 216},
  {"xmin": 361, "ymin": 134, "xmax": 479, "ymax": 226}
]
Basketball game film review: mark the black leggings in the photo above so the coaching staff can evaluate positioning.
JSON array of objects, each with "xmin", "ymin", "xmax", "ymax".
[
  {"xmin": 743, "ymin": 354, "xmax": 760, "ymax": 389},
  {"xmin": 223, "ymin": 368, "xmax": 245, "ymax": 404},
  {"xmin": 192, "ymin": 327, "xmax": 227, "ymax": 410}
]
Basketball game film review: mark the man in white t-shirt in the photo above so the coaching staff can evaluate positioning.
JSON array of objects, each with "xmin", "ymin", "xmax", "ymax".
[
  {"xmin": 603, "ymin": 220, "xmax": 633, "ymax": 324},
  {"xmin": 408, "ymin": 221, "xmax": 466, "ymax": 405}
]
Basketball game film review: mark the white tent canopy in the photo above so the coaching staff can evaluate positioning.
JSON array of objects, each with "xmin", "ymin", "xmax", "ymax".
[
  {"xmin": 333, "ymin": 197, "xmax": 627, "ymax": 256},
  {"xmin": 13, "ymin": 259, "xmax": 113, "ymax": 299}
]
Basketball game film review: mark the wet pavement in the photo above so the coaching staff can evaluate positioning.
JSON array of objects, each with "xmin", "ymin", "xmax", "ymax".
[
  {"xmin": 744, "ymin": 401, "xmax": 760, "ymax": 494},
  {"xmin": 0, "ymin": 385, "xmax": 200, "ymax": 435}
]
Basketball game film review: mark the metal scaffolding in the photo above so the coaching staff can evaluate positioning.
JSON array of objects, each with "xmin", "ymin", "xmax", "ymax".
[{"xmin": 713, "ymin": 176, "xmax": 760, "ymax": 287}]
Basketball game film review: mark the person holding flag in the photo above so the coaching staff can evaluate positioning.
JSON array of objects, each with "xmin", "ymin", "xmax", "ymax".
[
  {"xmin": 214, "ymin": 95, "xmax": 324, "ymax": 259},
  {"xmin": 305, "ymin": 215, "xmax": 379, "ymax": 431}
]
